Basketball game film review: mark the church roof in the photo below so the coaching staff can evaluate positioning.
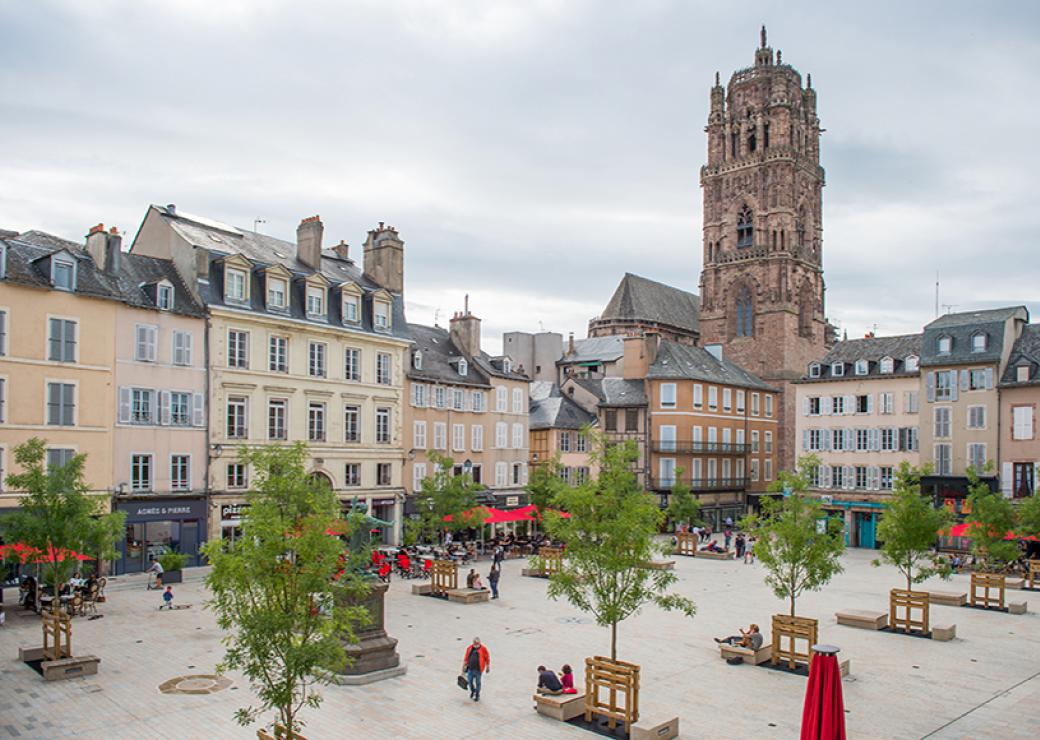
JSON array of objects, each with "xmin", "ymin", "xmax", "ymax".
[{"xmin": 597, "ymin": 273, "xmax": 699, "ymax": 335}]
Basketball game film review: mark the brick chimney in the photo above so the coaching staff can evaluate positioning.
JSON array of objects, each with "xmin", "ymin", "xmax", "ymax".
[
  {"xmin": 450, "ymin": 295, "xmax": 481, "ymax": 358},
  {"xmin": 623, "ymin": 333, "xmax": 659, "ymax": 380},
  {"xmin": 363, "ymin": 222, "xmax": 404, "ymax": 294},
  {"xmin": 296, "ymin": 215, "xmax": 323, "ymax": 270},
  {"xmin": 84, "ymin": 223, "xmax": 121, "ymax": 274},
  {"xmin": 332, "ymin": 239, "xmax": 351, "ymax": 261}
]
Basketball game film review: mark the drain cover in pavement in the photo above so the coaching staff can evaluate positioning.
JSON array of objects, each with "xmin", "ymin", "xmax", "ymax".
[{"xmin": 159, "ymin": 674, "xmax": 233, "ymax": 695}]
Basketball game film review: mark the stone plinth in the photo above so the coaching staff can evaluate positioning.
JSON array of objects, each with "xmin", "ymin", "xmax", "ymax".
[{"xmin": 333, "ymin": 581, "xmax": 405, "ymax": 684}]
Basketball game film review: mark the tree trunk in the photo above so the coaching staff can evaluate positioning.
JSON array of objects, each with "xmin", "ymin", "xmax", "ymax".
[
  {"xmin": 789, "ymin": 593, "xmax": 796, "ymax": 617},
  {"xmin": 611, "ymin": 622, "xmax": 617, "ymax": 661}
]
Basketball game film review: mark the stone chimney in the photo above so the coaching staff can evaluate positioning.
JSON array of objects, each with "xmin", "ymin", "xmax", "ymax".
[
  {"xmin": 85, "ymin": 223, "xmax": 107, "ymax": 267},
  {"xmin": 623, "ymin": 333, "xmax": 660, "ymax": 380},
  {"xmin": 450, "ymin": 295, "xmax": 481, "ymax": 358},
  {"xmin": 105, "ymin": 227, "xmax": 122, "ymax": 274},
  {"xmin": 363, "ymin": 222, "xmax": 404, "ymax": 294},
  {"xmin": 296, "ymin": 215, "xmax": 324, "ymax": 270},
  {"xmin": 567, "ymin": 332, "xmax": 575, "ymax": 356},
  {"xmin": 332, "ymin": 240, "xmax": 351, "ymax": 261}
]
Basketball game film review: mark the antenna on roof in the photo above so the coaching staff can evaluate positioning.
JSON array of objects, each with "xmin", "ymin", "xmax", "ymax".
[
  {"xmin": 935, "ymin": 271, "xmax": 940, "ymax": 318},
  {"xmin": 942, "ymin": 304, "xmax": 958, "ymax": 315},
  {"xmin": 253, "ymin": 218, "xmax": 267, "ymax": 233},
  {"xmin": 434, "ymin": 307, "xmax": 441, "ymax": 326}
]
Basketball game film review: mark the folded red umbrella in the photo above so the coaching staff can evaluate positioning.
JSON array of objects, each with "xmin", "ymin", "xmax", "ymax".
[{"xmin": 801, "ymin": 646, "xmax": 846, "ymax": 740}]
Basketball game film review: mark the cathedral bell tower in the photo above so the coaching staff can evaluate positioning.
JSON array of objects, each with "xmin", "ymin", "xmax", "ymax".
[{"xmin": 697, "ymin": 28, "xmax": 831, "ymax": 470}]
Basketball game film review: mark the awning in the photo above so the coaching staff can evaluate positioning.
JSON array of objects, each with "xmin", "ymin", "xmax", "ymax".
[{"xmin": 942, "ymin": 522, "xmax": 1037, "ymax": 541}]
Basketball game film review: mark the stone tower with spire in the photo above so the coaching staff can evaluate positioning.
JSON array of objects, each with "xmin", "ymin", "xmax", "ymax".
[{"xmin": 697, "ymin": 27, "xmax": 832, "ymax": 471}]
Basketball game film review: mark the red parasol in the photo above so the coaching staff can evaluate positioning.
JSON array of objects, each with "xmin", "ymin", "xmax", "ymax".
[
  {"xmin": 800, "ymin": 644, "xmax": 847, "ymax": 740},
  {"xmin": 514, "ymin": 504, "xmax": 571, "ymax": 520},
  {"xmin": 943, "ymin": 523, "xmax": 1038, "ymax": 541}
]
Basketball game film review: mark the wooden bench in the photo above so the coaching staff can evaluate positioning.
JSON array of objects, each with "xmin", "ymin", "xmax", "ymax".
[
  {"xmin": 42, "ymin": 655, "xmax": 100, "ymax": 681},
  {"xmin": 631, "ymin": 715, "xmax": 680, "ymax": 740},
  {"xmin": 446, "ymin": 588, "xmax": 490, "ymax": 604},
  {"xmin": 522, "ymin": 568, "xmax": 549, "ymax": 578},
  {"xmin": 1009, "ymin": 601, "xmax": 1028, "ymax": 615},
  {"xmin": 641, "ymin": 560, "xmax": 676, "ymax": 570},
  {"xmin": 720, "ymin": 643, "xmax": 772, "ymax": 665},
  {"xmin": 697, "ymin": 550, "xmax": 735, "ymax": 560},
  {"xmin": 836, "ymin": 609, "xmax": 889, "ymax": 630},
  {"xmin": 533, "ymin": 692, "xmax": 585, "ymax": 721},
  {"xmin": 1005, "ymin": 577, "xmax": 1025, "ymax": 590},
  {"xmin": 927, "ymin": 590, "xmax": 967, "ymax": 607},
  {"xmin": 932, "ymin": 624, "xmax": 956, "ymax": 641}
]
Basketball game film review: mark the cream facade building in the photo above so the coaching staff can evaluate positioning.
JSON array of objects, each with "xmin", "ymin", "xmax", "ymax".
[
  {"xmin": 998, "ymin": 325, "xmax": 1040, "ymax": 499},
  {"xmin": 528, "ymin": 381, "xmax": 597, "ymax": 485}
]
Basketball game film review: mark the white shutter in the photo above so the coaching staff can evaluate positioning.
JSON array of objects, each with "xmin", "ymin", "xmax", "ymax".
[
  {"xmin": 118, "ymin": 387, "xmax": 131, "ymax": 423},
  {"xmin": 926, "ymin": 373, "xmax": 935, "ymax": 402},
  {"xmin": 950, "ymin": 374, "xmax": 959, "ymax": 402},
  {"xmin": 866, "ymin": 394, "xmax": 874, "ymax": 414},
  {"xmin": 192, "ymin": 393, "xmax": 205, "ymax": 426},
  {"xmin": 960, "ymin": 370, "xmax": 970, "ymax": 392},
  {"xmin": 843, "ymin": 465, "xmax": 854, "ymax": 490},
  {"xmin": 843, "ymin": 428, "xmax": 852, "ymax": 450},
  {"xmin": 870, "ymin": 428, "xmax": 880, "ymax": 451},
  {"xmin": 868, "ymin": 465, "xmax": 880, "ymax": 490},
  {"xmin": 985, "ymin": 367, "xmax": 994, "ymax": 389},
  {"xmin": 1001, "ymin": 462, "xmax": 1013, "ymax": 497},
  {"xmin": 159, "ymin": 390, "xmax": 171, "ymax": 425},
  {"xmin": 845, "ymin": 395, "xmax": 855, "ymax": 414},
  {"xmin": 820, "ymin": 465, "xmax": 832, "ymax": 489},
  {"xmin": 802, "ymin": 430, "xmax": 810, "ymax": 451},
  {"xmin": 822, "ymin": 396, "xmax": 832, "ymax": 415},
  {"xmin": 822, "ymin": 429, "xmax": 831, "ymax": 451}
]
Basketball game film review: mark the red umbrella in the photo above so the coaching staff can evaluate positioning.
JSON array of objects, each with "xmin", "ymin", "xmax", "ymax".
[
  {"xmin": 515, "ymin": 504, "xmax": 572, "ymax": 521},
  {"xmin": 800, "ymin": 644, "xmax": 846, "ymax": 740},
  {"xmin": 943, "ymin": 523, "xmax": 1038, "ymax": 541},
  {"xmin": 33, "ymin": 546, "xmax": 93, "ymax": 563},
  {"xmin": 442, "ymin": 506, "xmax": 499, "ymax": 524}
]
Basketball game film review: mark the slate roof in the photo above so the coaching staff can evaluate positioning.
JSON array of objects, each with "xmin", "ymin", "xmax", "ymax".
[
  {"xmin": 597, "ymin": 273, "xmax": 699, "ymax": 334},
  {"xmin": 571, "ymin": 377, "xmax": 647, "ymax": 407},
  {"xmin": 529, "ymin": 385, "xmax": 597, "ymax": 431},
  {"xmin": 1000, "ymin": 324, "xmax": 1040, "ymax": 387},
  {"xmin": 646, "ymin": 341, "xmax": 773, "ymax": 391},
  {"xmin": 148, "ymin": 205, "xmax": 409, "ymax": 340},
  {"xmin": 558, "ymin": 336, "xmax": 625, "ymax": 365},
  {"xmin": 2, "ymin": 231, "xmax": 203, "ymax": 317},
  {"xmin": 529, "ymin": 380, "xmax": 557, "ymax": 402},
  {"xmin": 798, "ymin": 333, "xmax": 921, "ymax": 382},
  {"xmin": 920, "ymin": 306, "xmax": 1028, "ymax": 368},
  {"xmin": 406, "ymin": 323, "xmax": 527, "ymax": 387}
]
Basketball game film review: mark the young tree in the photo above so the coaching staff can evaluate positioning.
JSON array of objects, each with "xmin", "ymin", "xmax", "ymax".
[
  {"xmin": 665, "ymin": 468, "xmax": 702, "ymax": 531},
  {"xmin": 2, "ymin": 438, "xmax": 125, "ymax": 607},
  {"xmin": 964, "ymin": 465, "xmax": 1019, "ymax": 572},
  {"xmin": 1017, "ymin": 492, "xmax": 1040, "ymax": 540},
  {"xmin": 543, "ymin": 434, "xmax": 695, "ymax": 660},
  {"xmin": 414, "ymin": 452, "xmax": 480, "ymax": 541},
  {"xmin": 872, "ymin": 462, "xmax": 953, "ymax": 590},
  {"xmin": 526, "ymin": 453, "xmax": 567, "ymax": 514},
  {"xmin": 742, "ymin": 454, "xmax": 845, "ymax": 616},
  {"xmin": 202, "ymin": 444, "xmax": 369, "ymax": 739}
]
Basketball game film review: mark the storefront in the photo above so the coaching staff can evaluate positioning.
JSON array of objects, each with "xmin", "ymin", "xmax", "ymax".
[
  {"xmin": 116, "ymin": 498, "xmax": 207, "ymax": 574},
  {"xmin": 820, "ymin": 499, "xmax": 887, "ymax": 549},
  {"xmin": 219, "ymin": 502, "xmax": 249, "ymax": 544}
]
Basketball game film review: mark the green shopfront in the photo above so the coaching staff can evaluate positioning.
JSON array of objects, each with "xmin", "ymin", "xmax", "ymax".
[{"xmin": 821, "ymin": 498, "xmax": 887, "ymax": 549}]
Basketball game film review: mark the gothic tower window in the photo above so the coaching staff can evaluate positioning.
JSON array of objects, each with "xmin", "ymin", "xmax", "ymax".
[
  {"xmin": 748, "ymin": 131, "xmax": 757, "ymax": 152},
  {"xmin": 764, "ymin": 122, "xmax": 770, "ymax": 149},
  {"xmin": 798, "ymin": 283, "xmax": 814, "ymax": 338},
  {"xmin": 730, "ymin": 132, "xmax": 738, "ymax": 158},
  {"xmin": 735, "ymin": 287, "xmax": 754, "ymax": 337},
  {"xmin": 796, "ymin": 207, "xmax": 806, "ymax": 248},
  {"xmin": 737, "ymin": 206, "xmax": 753, "ymax": 248}
]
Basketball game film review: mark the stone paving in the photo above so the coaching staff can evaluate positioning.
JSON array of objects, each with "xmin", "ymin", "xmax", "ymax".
[{"xmin": 1, "ymin": 546, "xmax": 1039, "ymax": 739}]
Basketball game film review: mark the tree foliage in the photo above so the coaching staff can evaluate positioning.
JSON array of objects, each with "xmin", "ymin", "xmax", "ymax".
[
  {"xmin": 413, "ymin": 451, "xmax": 481, "ymax": 541},
  {"xmin": 543, "ymin": 433, "xmax": 695, "ymax": 660},
  {"xmin": 201, "ymin": 444, "xmax": 369, "ymax": 738},
  {"xmin": 964, "ymin": 464, "xmax": 1019, "ymax": 571},
  {"xmin": 743, "ymin": 454, "xmax": 844, "ymax": 616},
  {"xmin": 2, "ymin": 438, "xmax": 125, "ymax": 600},
  {"xmin": 872, "ymin": 462, "xmax": 952, "ymax": 590},
  {"xmin": 526, "ymin": 453, "xmax": 567, "ymax": 514},
  {"xmin": 665, "ymin": 468, "xmax": 702, "ymax": 530},
  {"xmin": 1017, "ymin": 492, "xmax": 1040, "ymax": 540}
]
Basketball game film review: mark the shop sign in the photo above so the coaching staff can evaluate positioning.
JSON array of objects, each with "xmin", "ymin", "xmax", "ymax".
[
  {"xmin": 118, "ymin": 498, "xmax": 207, "ymax": 522},
  {"xmin": 220, "ymin": 503, "xmax": 249, "ymax": 524},
  {"xmin": 505, "ymin": 496, "xmax": 519, "ymax": 508}
]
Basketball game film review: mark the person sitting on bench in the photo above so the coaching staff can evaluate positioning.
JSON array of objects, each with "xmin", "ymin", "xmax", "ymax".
[
  {"xmin": 715, "ymin": 623, "xmax": 762, "ymax": 650},
  {"xmin": 700, "ymin": 540, "xmax": 725, "ymax": 553},
  {"xmin": 537, "ymin": 665, "xmax": 564, "ymax": 695}
]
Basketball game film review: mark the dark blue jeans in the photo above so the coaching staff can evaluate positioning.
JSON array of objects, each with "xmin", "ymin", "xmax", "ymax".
[
  {"xmin": 490, "ymin": 580, "xmax": 499, "ymax": 598},
  {"xmin": 467, "ymin": 668, "xmax": 482, "ymax": 697}
]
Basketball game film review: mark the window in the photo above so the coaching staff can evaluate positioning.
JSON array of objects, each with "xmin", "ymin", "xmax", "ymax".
[
  {"xmin": 228, "ymin": 329, "xmax": 249, "ymax": 368},
  {"xmin": 693, "ymin": 384, "xmax": 703, "ymax": 408},
  {"xmin": 412, "ymin": 462, "xmax": 426, "ymax": 492},
  {"xmin": 170, "ymin": 455, "xmax": 190, "ymax": 491},
  {"xmin": 496, "ymin": 386, "xmax": 507, "ymax": 412},
  {"xmin": 47, "ymin": 382, "xmax": 75, "ymax": 425},
  {"xmin": 1018, "ymin": 365, "xmax": 1031, "ymax": 382},
  {"xmin": 832, "ymin": 395, "xmax": 846, "ymax": 415},
  {"xmin": 856, "ymin": 466, "xmax": 868, "ymax": 489},
  {"xmin": 130, "ymin": 388, "xmax": 154, "ymax": 424},
  {"xmin": 376, "ymin": 353, "xmax": 391, "ymax": 385},
  {"xmin": 765, "ymin": 395, "xmax": 773, "ymax": 417},
  {"xmin": 750, "ymin": 459, "xmax": 760, "ymax": 482},
  {"xmin": 47, "ymin": 448, "xmax": 75, "ymax": 471},
  {"xmin": 308, "ymin": 402, "xmax": 326, "ymax": 442},
  {"xmin": 856, "ymin": 394, "xmax": 871, "ymax": 414},
  {"xmin": 225, "ymin": 268, "xmax": 247, "ymax": 302},
  {"xmin": 751, "ymin": 393, "xmax": 760, "ymax": 416},
  {"xmin": 512, "ymin": 462, "xmax": 524, "ymax": 485},
  {"xmin": 306, "ymin": 286, "xmax": 325, "ymax": 317},
  {"xmin": 722, "ymin": 388, "xmax": 732, "ymax": 412},
  {"xmin": 471, "ymin": 425, "xmax": 484, "ymax": 451},
  {"xmin": 226, "ymin": 463, "xmax": 247, "ymax": 489},
  {"xmin": 503, "ymin": 357, "xmax": 512, "ymax": 374},
  {"xmin": 736, "ymin": 205, "xmax": 753, "ymax": 248},
  {"xmin": 764, "ymin": 431, "xmax": 773, "ymax": 453},
  {"xmin": 452, "ymin": 389, "xmax": 465, "ymax": 411},
  {"xmin": 512, "ymin": 423, "xmax": 524, "ymax": 449},
  {"xmin": 881, "ymin": 428, "xmax": 897, "ymax": 452},
  {"xmin": 471, "ymin": 391, "xmax": 485, "ymax": 412},
  {"xmin": 625, "ymin": 408, "xmax": 639, "ymax": 432},
  {"xmin": 809, "ymin": 363, "xmax": 821, "ymax": 378},
  {"xmin": 52, "ymin": 257, "xmax": 76, "ymax": 291},
  {"xmin": 880, "ymin": 392, "xmax": 894, "ymax": 414},
  {"xmin": 410, "ymin": 383, "xmax": 427, "ymax": 407},
  {"xmin": 935, "ymin": 444, "xmax": 952, "ymax": 475},
  {"xmin": 375, "ymin": 407, "xmax": 391, "ymax": 443},
  {"xmin": 345, "ymin": 463, "xmax": 361, "ymax": 487},
  {"xmin": 433, "ymin": 386, "xmax": 446, "ymax": 409},
  {"xmin": 1013, "ymin": 463, "xmax": 1035, "ymax": 499},
  {"xmin": 432, "ymin": 423, "xmax": 447, "ymax": 451},
  {"xmin": 413, "ymin": 420, "xmax": 427, "ymax": 449},
  {"xmin": 453, "ymin": 424, "xmax": 465, "ymax": 452},
  {"xmin": 605, "ymin": 409, "xmax": 617, "ymax": 431},
  {"xmin": 879, "ymin": 357, "xmax": 894, "ymax": 374},
  {"xmin": 659, "ymin": 383, "xmax": 676, "ymax": 409},
  {"xmin": 131, "ymin": 454, "xmax": 153, "ymax": 491},
  {"xmin": 934, "ymin": 370, "xmax": 955, "ymax": 401},
  {"xmin": 831, "ymin": 465, "xmax": 846, "ymax": 489},
  {"xmin": 0, "ymin": 378, "xmax": 5, "ymax": 423},
  {"xmin": 708, "ymin": 386, "xmax": 718, "ymax": 411},
  {"xmin": 344, "ymin": 348, "xmax": 360, "ymax": 381},
  {"xmin": 168, "ymin": 391, "xmax": 190, "ymax": 426},
  {"xmin": 967, "ymin": 443, "xmax": 987, "ymax": 472},
  {"xmin": 937, "ymin": 336, "xmax": 952, "ymax": 355},
  {"xmin": 412, "ymin": 351, "xmax": 423, "ymax": 370},
  {"xmin": 0, "ymin": 310, "xmax": 7, "ymax": 356},
  {"xmin": 904, "ymin": 391, "xmax": 919, "ymax": 413},
  {"xmin": 344, "ymin": 405, "xmax": 360, "ymax": 442},
  {"xmin": 1012, "ymin": 406, "xmax": 1034, "ymax": 440},
  {"xmin": 135, "ymin": 324, "xmax": 157, "ymax": 362},
  {"xmin": 154, "ymin": 283, "xmax": 173, "ymax": 310},
  {"xmin": 496, "ymin": 422, "xmax": 508, "ymax": 449},
  {"xmin": 751, "ymin": 430, "xmax": 760, "ymax": 453},
  {"xmin": 831, "ymin": 362, "xmax": 844, "ymax": 377},
  {"xmin": 807, "ymin": 429, "xmax": 822, "ymax": 451},
  {"xmin": 495, "ymin": 462, "xmax": 508, "ymax": 487},
  {"xmin": 374, "ymin": 300, "xmax": 390, "ymax": 330},
  {"xmin": 577, "ymin": 433, "xmax": 588, "ymax": 453},
  {"xmin": 512, "ymin": 388, "xmax": 524, "ymax": 413},
  {"xmin": 905, "ymin": 355, "xmax": 919, "ymax": 372},
  {"xmin": 269, "ymin": 336, "xmax": 288, "ymax": 373},
  {"xmin": 172, "ymin": 331, "xmax": 192, "ymax": 366},
  {"xmin": 736, "ymin": 390, "xmax": 745, "ymax": 413},
  {"xmin": 48, "ymin": 318, "xmax": 77, "ymax": 362},
  {"xmin": 856, "ymin": 428, "xmax": 870, "ymax": 452},
  {"xmin": 308, "ymin": 342, "xmax": 326, "ymax": 377},
  {"xmin": 855, "ymin": 359, "xmax": 868, "ymax": 376},
  {"xmin": 968, "ymin": 369, "xmax": 989, "ymax": 390},
  {"xmin": 458, "ymin": 358, "xmax": 468, "ymax": 377},
  {"xmin": 967, "ymin": 405, "xmax": 986, "ymax": 429},
  {"xmin": 971, "ymin": 333, "xmax": 987, "ymax": 353},
  {"xmin": 933, "ymin": 407, "xmax": 951, "ymax": 438},
  {"xmin": 735, "ymin": 287, "xmax": 753, "ymax": 336},
  {"xmin": 343, "ymin": 295, "xmax": 360, "ymax": 323},
  {"xmin": 880, "ymin": 466, "xmax": 894, "ymax": 490},
  {"xmin": 376, "ymin": 463, "xmax": 392, "ymax": 486},
  {"xmin": 267, "ymin": 278, "xmax": 287, "ymax": 309},
  {"xmin": 226, "ymin": 396, "xmax": 248, "ymax": 439},
  {"xmin": 808, "ymin": 397, "xmax": 821, "ymax": 416},
  {"xmin": 268, "ymin": 399, "xmax": 287, "ymax": 440}
]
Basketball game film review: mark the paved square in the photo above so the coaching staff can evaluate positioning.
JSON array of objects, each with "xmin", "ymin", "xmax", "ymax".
[{"xmin": 2, "ymin": 547, "xmax": 1039, "ymax": 738}]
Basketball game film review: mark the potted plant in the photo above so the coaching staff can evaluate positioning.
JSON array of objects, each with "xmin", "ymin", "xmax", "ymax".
[{"xmin": 158, "ymin": 550, "xmax": 189, "ymax": 584}]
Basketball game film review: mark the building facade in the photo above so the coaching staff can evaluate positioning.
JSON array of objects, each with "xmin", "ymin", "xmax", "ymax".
[
  {"xmin": 529, "ymin": 382, "xmax": 597, "ymax": 485},
  {"xmin": 794, "ymin": 334, "xmax": 921, "ymax": 547},
  {"xmin": 997, "ymin": 324, "xmax": 1040, "ymax": 499}
]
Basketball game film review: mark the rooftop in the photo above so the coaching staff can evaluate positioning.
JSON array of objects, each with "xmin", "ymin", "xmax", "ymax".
[
  {"xmin": 646, "ymin": 341, "xmax": 773, "ymax": 391},
  {"xmin": 595, "ymin": 273, "xmax": 699, "ymax": 335}
]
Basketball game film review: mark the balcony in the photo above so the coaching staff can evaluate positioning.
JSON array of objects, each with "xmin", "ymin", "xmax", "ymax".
[
  {"xmin": 652, "ymin": 442, "xmax": 749, "ymax": 455},
  {"xmin": 649, "ymin": 476, "xmax": 749, "ymax": 492}
]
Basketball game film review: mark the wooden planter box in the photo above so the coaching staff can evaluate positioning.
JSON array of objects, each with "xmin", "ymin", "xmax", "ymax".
[{"xmin": 163, "ymin": 570, "xmax": 183, "ymax": 584}]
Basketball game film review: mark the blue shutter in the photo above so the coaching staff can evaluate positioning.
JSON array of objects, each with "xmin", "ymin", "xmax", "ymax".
[{"xmin": 926, "ymin": 372, "xmax": 935, "ymax": 402}]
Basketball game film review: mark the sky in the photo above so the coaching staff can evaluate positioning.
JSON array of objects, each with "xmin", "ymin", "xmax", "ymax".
[{"xmin": 2, "ymin": 0, "xmax": 1038, "ymax": 353}]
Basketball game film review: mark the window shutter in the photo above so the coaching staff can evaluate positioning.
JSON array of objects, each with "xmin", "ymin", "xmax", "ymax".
[
  {"xmin": 868, "ymin": 428, "xmax": 879, "ymax": 451},
  {"xmin": 147, "ymin": 390, "xmax": 157, "ymax": 424},
  {"xmin": 843, "ymin": 465, "xmax": 854, "ymax": 490},
  {"xmin": 821, "ymin": 396, "xmax": 831, "ymax": 415},
  {"xmin": 844, "ymin": 428, "xmax": 854, "ymax": 450},
  {"xmin": 959, "ymin": 370, "xmax": 969, "ymax": 391},
  {"xmin": 802, "ymin": 430, "xmax": 810, "ymax": 450},
  {"xmin": 950, "ymin": 374, "xmax": 958, "ymax": 402},
  {"xmin": 803, "ymin": 397, "xmax": 810, "ymax": 416},
  {"xmin": 159, "ymin": 390, "xmax": 171, "ymax": 425},
  {"xmin": 868, "ymin": 466, "xmax": 879, "ymax": 490},
  {"xmin": 866, "ymin": 394, "xmax": 874, "ymax": 414},
  {"xmin": 66, "ymin": 321, "xmax": 77, "ymax": 360},
  {"xmin": 1001, "ymin": 462, "xmax": 1013, "ymax": 496},
  {"xmin": 821, "ymin": 465, "xmax": 832, "ymax": 489},
  {"xmin": 844, "ymin": 395, "xmax": 855, "ymax": 414},
  {"xmin": 192, "ymin": 393, "xmax": 204, "ymax": 426},
  {"xmin": 119, "ymin": 387, "xmax": 131, "ymax": 423},
  {"xmin": 985, "ymin": 367, "xmax": 994, "ymax": 389}
]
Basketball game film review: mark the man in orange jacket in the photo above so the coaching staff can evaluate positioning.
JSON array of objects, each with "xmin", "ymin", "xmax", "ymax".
[{"xmin": 462, "ymin": 637, "xmax": 490, "ymax": 701}]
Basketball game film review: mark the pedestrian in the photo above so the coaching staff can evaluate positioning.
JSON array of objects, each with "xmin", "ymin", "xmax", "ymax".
[
  {"xmin": 724, "ymin": 528, "xmax": 733, "ymax": 550},
  {"xmin": 488, "ymin": 565, "xmax": 500, "ymax": 599},
  {"xmin": 461, "ymin": 637, "xmax": 490, "ymax": 702},
  {"xmin": 744, "ymin": 536, "xmax": 756, "ymax": 565},
  {"xmin": 146, "ymin": 557, "xmax": 164, "ymax": 590},
  {"xmin": 160, "ymin": 586, "xmax": 174, "ymax": 610},
  {"xmin": 493, "ymin": 545, "xmax": 504, "ymax": 567},
  {"xmin": 735, "ymin": 533, "xmax": 746, "ymax": 559}
]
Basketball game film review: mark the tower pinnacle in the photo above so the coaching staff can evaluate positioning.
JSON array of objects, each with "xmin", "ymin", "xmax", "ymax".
[{"xmin": 761, "ymin": 25, "xmax": 767, "ymax": 48}]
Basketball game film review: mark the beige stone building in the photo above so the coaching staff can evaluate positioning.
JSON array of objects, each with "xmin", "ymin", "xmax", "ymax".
[
  {"xmin": 131, "ymin": 206, "xmax": 410, "ymax": 544},
  {"xmin": 404, "ymin": 305, "xmax": 530, "ymax": 511},
  {"xmin": 528, "ymin": 381, "xmax": 597, "ymax": 485},
  {"xmin": 997, "ymin": 324, "xmax": 1039, "ymax": 499},
  {"xmin": 794, "ymin": 334, "xmax": 922, "ymax": 548}
]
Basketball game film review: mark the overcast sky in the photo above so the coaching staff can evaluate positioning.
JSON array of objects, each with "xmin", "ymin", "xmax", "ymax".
[{"xmin": 2, "ymin": 1, "xmax": 1038, "ymax": 352}]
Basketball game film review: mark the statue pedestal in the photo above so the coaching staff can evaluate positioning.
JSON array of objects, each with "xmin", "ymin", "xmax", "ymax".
[{"xmin": 332, "ymin": 581, "xmax": 406, "ymax": 685}]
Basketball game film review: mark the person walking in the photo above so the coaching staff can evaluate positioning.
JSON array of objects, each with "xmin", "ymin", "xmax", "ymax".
[
  {"xmin": 462, "ymin": 637, "xmax": 490, "ymax": 702},
  {"xmin": 488, "ymin": 565, "xmax": 500, "ymax": 599}
]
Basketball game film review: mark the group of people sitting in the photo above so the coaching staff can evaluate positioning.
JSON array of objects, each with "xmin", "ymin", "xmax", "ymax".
[
  {"xmin": 536, "ymin": 664, "xmax": 577, "ymax": 695},
  {"xmin": 18, "ymin": 571, "xmax": 100, "ymax": 614}
]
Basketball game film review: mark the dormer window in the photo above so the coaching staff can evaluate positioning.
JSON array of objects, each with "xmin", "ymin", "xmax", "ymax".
[
  {"xmin": 905, "ymin": 355, "xmax": 919, "ymax": 372},
  {"xmin": 267, "ymin": 278, "xmax": 287, "ymax": 309},
  {"xmin": 808, "ymin": 362, "xmax": 821, "ymax": 378},
  {"xmin": 879, "ymin": 356, "xmax": 894, "ymax": 374},
  {"xmin": 458, "ymin": 358, "xmax": 468, "ymax": 377},
  {"xmin": 306, "ymin": 286, "xmax": 325, "ymax": 317},
  {"xmin": 971, "ymin": 332, "xmax": 987, "ymax": 353},
  {"xmin": 374, "ymin": 300, "xmax": 390, "ymax": 331},
  {"xmin": 937, "ymin": 336, "xmax": 952, "ymax": 355},
  {"xmin": 225, "ymin": 268, "xmax": 247, "ymax": 302},
  {"xmin": 1018, "ymin": 364, "xmax": 1031, "ymax": 382},
  {"xmin": 414, "ymin": 351, "xmax": 423, "ymax": 370},
  {"xmin": 831, "ymin": 362, "xmax": 844, "ymax": 377},
  {"xmin": 343, "ymin": 295, "xmax": 360, "ymax": 323},
  {"xmin": 503, "ymin": 358, "xmax": 512, "ymax": 373},
  {"xmin": 854, "ymin": 359, "xmax": 868, "ymax": 376},
  {"xmin": 157, "ymin": 283, "xmax": 174, "ymax": 311},
  {"xmin": 52, "ymin": 256, "xmax": 76, "ymax": 291}
]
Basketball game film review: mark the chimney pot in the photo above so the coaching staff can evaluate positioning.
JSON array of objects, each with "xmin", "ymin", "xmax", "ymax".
[
  {"xmin": 89, "ymin": 223, "xmax": 106, "ymax": 235},
  {"xmin": 166, "ymin": 204, "xmax": 176, "ymax": 215},
  {"xmin": 296, "ymin": 215, "xmax": 324, "ymax": 270}
]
